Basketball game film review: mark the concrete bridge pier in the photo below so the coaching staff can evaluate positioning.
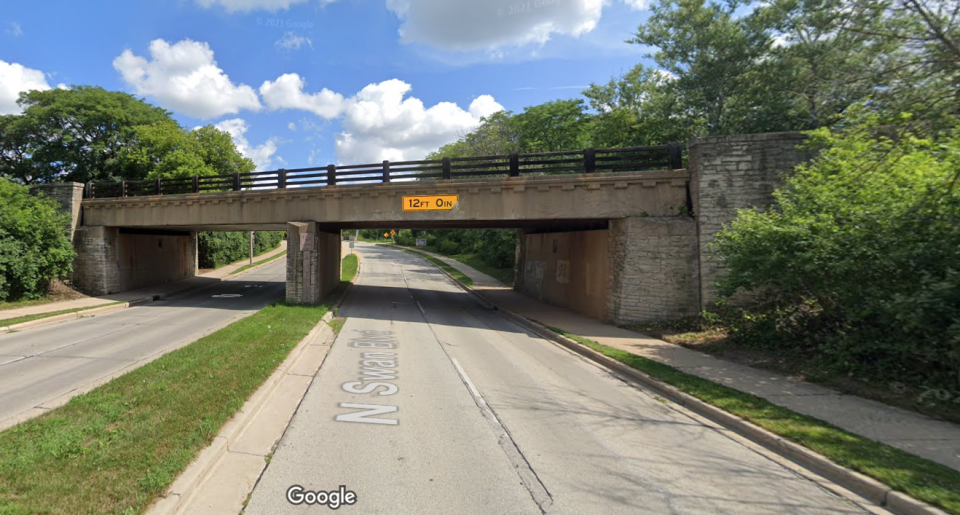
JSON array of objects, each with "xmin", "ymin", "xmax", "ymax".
[{"xmin": 285, "ymin": 222, "xmax": 340, "ymax": 305}]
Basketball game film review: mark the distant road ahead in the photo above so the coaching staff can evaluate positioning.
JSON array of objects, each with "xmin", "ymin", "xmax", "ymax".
[{"xmin": 0, "ymin": 259, "xmax": 286, "ymax": 430}]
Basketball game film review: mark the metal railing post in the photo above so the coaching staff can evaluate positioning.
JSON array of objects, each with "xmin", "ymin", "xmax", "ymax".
[
  {"xmin": 584, "ymin": 148, "xmax": 596, "ymax": 174},
  {"xmin": 509, "ymin": 153, "xmax": 519, "ymax": 177},
  {"xmin": 278, "ymin": 168, "xmax": 287, "ymax": 189},
  {"xmin": 233, "ymin": 172, "xmax": 241, "ymax": 191},
  {"xmin": 383, "ymin": 160, "xmax": 390, "ymax": 183},
  {"xmin": 668, "ymin": 143, "xmax": 683, "ymax": 169},
  {"xmin": 121, "ymin": 180, "xmax": 127, "ymax": 197},
  {"xmin": 442, "ymin": 157, "xmax": 451, "ymax": 180},
  {"xmin": 155, "ymin": 178, "xmax": 162, "ymax": 195},
  {"xmin": 193, "ymin": 176, "xmax": 200, "ymax": 193},
  {"xmin": 327, "ymin": 164, "xmax": 337, "ymax": 186}
]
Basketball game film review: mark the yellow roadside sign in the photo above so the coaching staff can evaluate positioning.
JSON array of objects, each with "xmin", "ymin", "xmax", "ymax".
[
  {"xmin": 390, "ymin": 230, "xmax": 396, "ymax": 236},
  {"xmin": 383, "ymin": 232, "xmax": 390, "ymax": 238},
  {"xmin": 402, "ymin": 195, "xmax": 459, "ymax": 212}
]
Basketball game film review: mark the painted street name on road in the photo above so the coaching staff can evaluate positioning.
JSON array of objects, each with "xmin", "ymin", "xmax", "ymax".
[{"xmin": 335, "ymin": 330, "xmax": 400, "ymax": 425}]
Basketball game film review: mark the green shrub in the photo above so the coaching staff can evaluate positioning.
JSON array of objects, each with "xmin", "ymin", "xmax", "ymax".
[
  {"xmin": 198, "ymin": 231, "xmax": 284, "ymax": 269},
  {"xmin": 712, "ymin": 112, "xmax": 960, "ymax": 389},
  {"xmin": 439, "ymin": 240, "xmax": 460, "ymax": 255},
  {"xmin": 0, "ymin": 179, "xmax": 76, "ymax": 300},
  {"xmin": 475, "ymin": 229, "xmax": 516, "ymax": 268}
]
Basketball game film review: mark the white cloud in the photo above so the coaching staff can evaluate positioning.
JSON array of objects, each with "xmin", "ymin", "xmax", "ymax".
[
  {"xmin": 260, "ymin": 73, "xmax": 346, "ymax": 118},
  {"xmin": 335, "ymin": 79, "xmax": 503, "ymax": 163},
  {"xmin": 385, "ymin": 0, "xmax": 605, "ymax": 50},
  {"xmin": 621, "ymin": 0, "xmax": 650, "ymax": 10},
  {"xmin": 195, "ymin": 0, "xmax": 307, "ymax": 12},
  {"xmin": 194, "ymin": 0, "xmax": 336, "ymax": 12},
  {"xmin": 5, "ymin": 22, "xmax": 23, "ymax": 37},
  {"xmin": 213, "ymin": 118, "xmax": 279, "ymax": 170},
  {"xmin": 275, "ymin": 31, "xmax": 313, "ymax": 51},
  {"xmin": 288, "ymin": 122, "xmax": 297, "ymax": 131},
  {"xmin": 113, "ymin": 39, "xmax": 262, "ymax": 119},
  {"xmin": 0, "ymin": 60, "xmax": 51, "ymax": 114}
]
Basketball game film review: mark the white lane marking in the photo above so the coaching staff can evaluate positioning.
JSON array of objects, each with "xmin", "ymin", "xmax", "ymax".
[
  {"xmin": 451, "ymin": 358, "xmax": 483, "ymax": 401},
  {"xmin": 211, "ymin": 294, "xmax": 243, "ymax": 298},
  {"xmin": 449, "ymin": 357, "xmax": 553, "ymax": 512}
]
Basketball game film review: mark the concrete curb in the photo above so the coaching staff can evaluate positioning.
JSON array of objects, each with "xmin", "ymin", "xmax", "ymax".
[
  {"xmin": 147, "ymin": 253, "xmax": 358, "ymax": 515},
  {"xmin": 0, "ymin": 298, "xmax": 150, "ymax": 334},
  {"xmin": 0, "ymin": 246, "xmax": 288, "ymax": 335},
  {"xmin": 405, "ymin": 248, "xmax": 951, "ymax": 515},
  {"xmin": 146, "ymin": 311, "xmax": 336, "ymax": 515}
]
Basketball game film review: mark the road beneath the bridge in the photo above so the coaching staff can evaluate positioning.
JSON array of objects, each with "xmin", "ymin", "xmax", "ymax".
[
  {"xmin": 246, "ymin": 243, "xmax": 885, "ymax": 515},
  {"xmin": 0, "ymin": 259, "xmax": 286, "ymax": 431}
]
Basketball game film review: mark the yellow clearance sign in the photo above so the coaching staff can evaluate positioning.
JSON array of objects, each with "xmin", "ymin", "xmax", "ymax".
[{"xmin": 402, "ymin": 195, "xmax": 459, "ymax": 211}]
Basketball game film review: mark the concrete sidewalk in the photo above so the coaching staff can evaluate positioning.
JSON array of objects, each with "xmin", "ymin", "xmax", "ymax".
[
  {"xmin": 0, "ymin": 241, "xmax": 288, "ymax": 323},
  {"xmin": 405, "ymin": 245, "xmax": 960, "ymax": 474}
]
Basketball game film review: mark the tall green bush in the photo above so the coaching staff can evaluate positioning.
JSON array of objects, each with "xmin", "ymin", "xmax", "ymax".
[
  {"xmin": 0, "ymin": 178, "xmax": 76, "ymax": 300},
  {"xmin": 713, "ymin": 113, "xmax": 960, "ymax": 388},
  {"xmin": 198, "ymin": 231, "xmax": 284, "ymax": 269}
]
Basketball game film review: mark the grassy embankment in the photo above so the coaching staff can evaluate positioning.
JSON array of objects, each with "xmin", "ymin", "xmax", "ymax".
[
  {"xmin": 630, "ymin": 317, "xmax": 960, "ymax": 425},
  {"xmin": 550, "ymin": 327, "xmax": 960, "ymax": 515},
  {"xmin": 388, "ymin": 246, "xmax": 474, "ymax": 287},
  {"xmin": 0, "ymin": 301, "xmax": 331, "ymax": 515},
  {"xmin": 386, "ymin": 243, "xmax": 514, "ymax": 287}
]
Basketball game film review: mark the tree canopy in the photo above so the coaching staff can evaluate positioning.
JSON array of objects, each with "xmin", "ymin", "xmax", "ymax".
[{"xmin": 0, "ymin": 87, "xmax": 254, "ymax": 184}]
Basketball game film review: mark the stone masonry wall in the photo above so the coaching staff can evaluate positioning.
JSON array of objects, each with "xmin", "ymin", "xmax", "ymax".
[
  {"xmin": 286, "ymin": 222, "xmax": 340, "ymax": 304},
  {"xmin": 29, "ymin": 182, "xmax": 84, "ymax": 242},
  {"xmin": 689, "ymin": 132, "xmax": 814, "ymax": 308},
  {"xmin": 606, "ymin": 216, "xmax": 700, "ymax": 324},
  {"xmin": 72, "ymin": 226, "xmax": 122, "ymax": 295}
]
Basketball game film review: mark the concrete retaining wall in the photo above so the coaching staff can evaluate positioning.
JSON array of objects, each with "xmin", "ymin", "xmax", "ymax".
[{"xmin": 516, "ymin": 230, "xmax": 610, "ymax": 320}]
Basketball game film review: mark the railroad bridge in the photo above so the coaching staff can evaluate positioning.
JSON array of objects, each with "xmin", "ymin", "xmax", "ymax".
[{"xmin": 32, "ymin": 132, "xmax": 811, "ymax": 324}]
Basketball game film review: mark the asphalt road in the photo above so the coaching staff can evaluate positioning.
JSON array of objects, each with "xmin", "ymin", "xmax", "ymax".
[
  {"xmin": 0, "ymin": 258, "xmax": 287, "ymax": 430},
  {"xmin": 245, "ymin": 243, "xmax": 887, "ymax": 515}
]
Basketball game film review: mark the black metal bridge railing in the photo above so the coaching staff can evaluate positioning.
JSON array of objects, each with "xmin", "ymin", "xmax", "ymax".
[{"xmin": 84, "ymin": 143, "xmax": 684, "ymax": 199}]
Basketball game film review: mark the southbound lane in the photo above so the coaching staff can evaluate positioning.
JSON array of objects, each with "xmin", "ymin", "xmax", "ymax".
[
  {"xmin": 245, "ymin": 243, "xmax": 886, "ymax": 515},
  {"xmin": 0, "ymin": 258, "xmax": 286, "ymax": 430}
]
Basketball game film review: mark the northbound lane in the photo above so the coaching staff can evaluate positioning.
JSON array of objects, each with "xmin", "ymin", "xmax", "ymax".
[{"xmin": 246, "ymin": 243, "xmax": 886, "ymax": 515}]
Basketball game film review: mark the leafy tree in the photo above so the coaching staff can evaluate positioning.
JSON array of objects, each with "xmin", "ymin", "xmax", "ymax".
[
  {"xmin": 0, "ymin": 178, "xmax": 76, "ymax": 300},
  {"xmin": 427, "ymin": 111, "xmax": 519, "ymax": 159},
  {"xmin": 513, "ymin": 99, "xmax": 590, "ymax": 152},
  {"xmin": 712, "ymin": 112, "xmax": 960, "ymax": 387},
  {"xmin": 119, "ymin": 121, "xmax": 254, "ymax": 180},
  {"xmin": 0, "ymin": 87, "xmax": 173, "ymax": 184},
  {"xmin": 630, "ymin": 0, "xmax": 772, "ymax": 135},
  {"xmin": 583, "ymin": 64, "xmax": 700, "ymax": 147}
]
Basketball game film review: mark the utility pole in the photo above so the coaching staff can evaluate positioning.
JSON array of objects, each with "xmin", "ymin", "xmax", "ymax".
[{"xmin": 249, "ymin": 230, "xmax": 254, "ymax": 265}]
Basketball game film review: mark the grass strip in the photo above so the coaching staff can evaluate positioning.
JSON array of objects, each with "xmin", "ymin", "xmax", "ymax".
[
  {"xmin": 446, "ymin": 253, "xmax": 512, "ymax": 286},
  {"xmin": 389, "ymin": 246, "xmax": 474, "ymax": 287},
  {"xmin": 549, "ymin": 326, "xmax": 960, "ymax": 514},
  {"xmin": 0, "ymin": 297, "xmax": 63, "ymax": 312},
  {"xmin": 0, "ymin": 301, "xmax": 329, "ymax": 515},
  {"xmin": 341, "ymin": 253, "xmax": 358, "ymax": 283},
  {"xmin": 229, "ymin": 250, "xmax": 287, "ymax": 275},
  {"xmin": 0, "ymin": 302, "xmax": 124, "ymax": 328}
]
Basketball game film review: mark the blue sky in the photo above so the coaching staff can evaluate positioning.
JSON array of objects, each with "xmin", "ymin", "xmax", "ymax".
[{"xmin": 1, "ymin": 0, "xmax": 653, "ymax": 170}]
